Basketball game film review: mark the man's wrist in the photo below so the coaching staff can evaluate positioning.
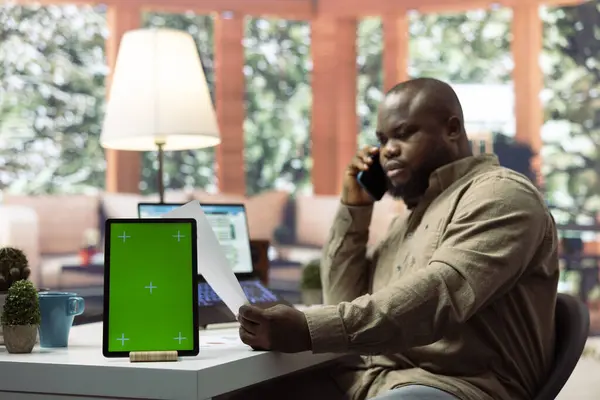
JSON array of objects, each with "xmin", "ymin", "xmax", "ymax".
[
  {"xmin": 303, "ymin": 305, "xmax": 348, "ymax": 353},
  {"xmin": 335, "ymin": 203, "xmax": 373, "ymax": 234}
]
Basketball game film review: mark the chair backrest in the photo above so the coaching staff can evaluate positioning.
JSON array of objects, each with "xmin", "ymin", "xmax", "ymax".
[{"xmin": 534, "ymin": 293, "xmax": 590, "ymax": 400}]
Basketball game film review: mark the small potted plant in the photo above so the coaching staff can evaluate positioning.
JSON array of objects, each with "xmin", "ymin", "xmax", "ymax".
[
  {"xmin": 0, "ymin": 247, "xmax": 32, "ymax": 344},
  {"xmin": 1, "ymin": 280, "xmax": 41, "ymax": 353},
  {"xmin": 301, "ymin": 259, "xmax": 322, "ymax": 306}
]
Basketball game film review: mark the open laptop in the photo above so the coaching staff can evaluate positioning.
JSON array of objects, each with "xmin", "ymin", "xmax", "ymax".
[{"xmin": 137, "ymin": 202, "xmax": 289, "ymax": 326}]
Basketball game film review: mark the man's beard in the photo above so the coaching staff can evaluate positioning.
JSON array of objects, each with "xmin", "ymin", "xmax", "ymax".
[
  {"xmin": 385, "ymin": 167, "xmax": 431, "ymax": 208},
  {"xmin": 386, "ymin": 147, "xmax": 455, "ymax": 208}
]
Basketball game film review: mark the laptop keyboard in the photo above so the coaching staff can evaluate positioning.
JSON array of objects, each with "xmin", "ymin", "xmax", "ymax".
[{"xmin": 198, "ymin": 281, "xmax": 278, "ymax": 307}]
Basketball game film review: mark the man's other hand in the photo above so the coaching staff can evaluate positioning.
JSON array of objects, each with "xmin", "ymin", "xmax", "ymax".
[{"xmin": 238, "ymin": 304, "xmax": 312, "ymax": 353}]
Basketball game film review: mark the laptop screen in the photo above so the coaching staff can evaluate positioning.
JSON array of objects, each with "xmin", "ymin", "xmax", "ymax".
[
  {"xmin": 138, "ymin": 203, "xmax": 181, "ymax": 218},
  {"xmin": 137, "ymin": 203, "xmax": 253, "ymax": 274},
  {"xmin": 201, "ymin": 204, "xmax": 253, "ymax": 274}
]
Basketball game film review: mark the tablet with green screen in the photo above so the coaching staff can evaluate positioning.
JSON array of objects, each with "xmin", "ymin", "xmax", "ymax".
[{"xmin": 102, "ymin": 218, "xmax": 199, "ymax": 357}]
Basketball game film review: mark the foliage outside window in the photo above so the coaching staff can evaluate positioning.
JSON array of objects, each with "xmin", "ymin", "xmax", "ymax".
[{"xmin": 0, "ymin": 2, "xmax": 598, "ymax": 227}]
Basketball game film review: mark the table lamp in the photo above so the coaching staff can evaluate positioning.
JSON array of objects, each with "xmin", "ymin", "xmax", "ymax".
[{"xmin": 100, "ymin": 28, "xmax": 220, "ymax": 202}]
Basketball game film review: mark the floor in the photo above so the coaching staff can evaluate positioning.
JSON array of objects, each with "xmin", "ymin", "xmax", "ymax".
[{"xmin": 558, "ymin": 343, "xmax": 600, "ymax": 399}]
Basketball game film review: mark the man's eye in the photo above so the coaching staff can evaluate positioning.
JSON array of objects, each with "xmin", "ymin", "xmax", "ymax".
[
  {"xmin": 389, "ymin": 132, "xmax": 404, "ymax": 141},
  {"xmin": 395, "ymin": 130, "xmax": 414, "ymax": 140}
]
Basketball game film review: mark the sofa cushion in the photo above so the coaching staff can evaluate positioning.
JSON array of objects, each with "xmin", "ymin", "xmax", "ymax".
[
  {"xmin": 0, "ymin": 205, "xmax": 41, "ymax": 287},
  {"xmin": 3, "ymin": 194, "xmax": 100, "ymax": 254},
  {"xmin": 294, "ymin": 194, "xmax": 405, "ymax": 248},
  {"xmin": 101, "ymin": 190, "xmax": 192, "ymax": 219},
  {"xmin": 246, "ymin": 191, "xmax": 290, "ymax": 240},
  {"xmin": 190, "ymin": 190, "xmax": 289, "ymax": 241},
  {"xmin": 190, "ymin": 190, "xmax": 247, "ymax": 205}
]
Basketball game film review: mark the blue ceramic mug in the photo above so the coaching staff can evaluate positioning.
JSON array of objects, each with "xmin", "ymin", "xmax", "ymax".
[{"xmin": 38, "ymin": 291, "xmax": 85, "ymax": 348}]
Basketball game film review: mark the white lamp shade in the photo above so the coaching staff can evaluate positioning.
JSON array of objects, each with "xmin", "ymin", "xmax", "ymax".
[{"xmin": 100, "ymin": 28, "xmax": 220, "ymax": 151}]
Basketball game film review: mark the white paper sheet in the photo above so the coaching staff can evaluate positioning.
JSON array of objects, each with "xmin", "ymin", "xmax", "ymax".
[
  {"xmin": 164, "ymin": 201, "xmax": 248, "ymax": 316},
  {"xmin": 200, "ymin": 334, "xmax": 243, "ymax": 348}
]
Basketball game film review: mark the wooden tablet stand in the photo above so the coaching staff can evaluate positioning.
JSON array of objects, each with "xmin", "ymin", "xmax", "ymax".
[{"xmin": 129, "ymin": 351, "xmax": 179, "ymax": 363}]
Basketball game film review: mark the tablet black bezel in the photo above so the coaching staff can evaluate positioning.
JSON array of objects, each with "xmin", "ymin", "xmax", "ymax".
[{"xmin": 102, "ymin": 218, "xmax": 199, "ymax": 358}]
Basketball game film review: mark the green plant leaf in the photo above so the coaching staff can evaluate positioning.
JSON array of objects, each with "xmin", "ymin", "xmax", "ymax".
[{"xmin": 1, "ymin": 280, "xmax": 41, "ymax": 326}]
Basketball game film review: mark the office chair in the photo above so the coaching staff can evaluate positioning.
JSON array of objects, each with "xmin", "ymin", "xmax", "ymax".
[{"xmin": 533, "ymin": 293, "xmax": 589, "ymax": 400}]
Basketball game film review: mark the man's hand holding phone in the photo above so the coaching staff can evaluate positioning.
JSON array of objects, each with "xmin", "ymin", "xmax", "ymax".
[{"xmin": 342, "ymin": 146, "xmax": 380, "ymax": 206}]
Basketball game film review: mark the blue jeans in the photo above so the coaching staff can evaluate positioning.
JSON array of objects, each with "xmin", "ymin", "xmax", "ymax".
[{"xmin": 371, "ymin": 385, "xmax": 459, "ymax": 399}]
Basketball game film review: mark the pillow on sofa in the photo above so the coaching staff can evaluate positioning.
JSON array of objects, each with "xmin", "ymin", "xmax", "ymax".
[
  {"xmin": 190, "ymin": 190, "xmax": 290, "ymax": 241},
  {"xmin": 3, "ymin": 194, "xmax": 100, "ymax": 255},
  {"xmin": 101, "ymin": 190, "xmax": 192, "ymax": 219}
]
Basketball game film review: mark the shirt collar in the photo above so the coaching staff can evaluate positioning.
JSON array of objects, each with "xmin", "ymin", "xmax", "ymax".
[{"xmin": 428, "ymin": 154, "xmax": 500, "ymax": 195}]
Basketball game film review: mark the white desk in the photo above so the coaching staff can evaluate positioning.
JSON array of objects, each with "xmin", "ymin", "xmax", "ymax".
[{"xmin": 0, "ymin": 322, "xmax": 339, "ymax": 400}]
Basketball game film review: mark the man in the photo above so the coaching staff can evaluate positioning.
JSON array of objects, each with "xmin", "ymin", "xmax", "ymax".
[{"xmin": 234, "ymin": 77, "xmax": 559, "ymax": 400}]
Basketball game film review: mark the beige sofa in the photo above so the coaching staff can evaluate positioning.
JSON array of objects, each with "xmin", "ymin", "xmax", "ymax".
[
  {"xmin": 0, "ymin": 190, "xmax": 289, "ymax": 286},
  {"xmin": 0, "ymin": 189, "xmax": 406, "ymax": 288},
  {"xmin": 294, "ymin": 194, "xmax": 406, "ymax": 247},
  {"xmin": 0, "ymin": 205, "xmax": 41, "ymax": 287}
]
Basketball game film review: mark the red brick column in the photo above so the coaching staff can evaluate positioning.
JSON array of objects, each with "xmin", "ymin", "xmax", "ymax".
[
  {"xmin": 311, "ymin": 18, "xmax": 358, "ymax": 195},
  {"xmin": 511, "ymin": 4, "xmax": 543, "ymax": 185},
  {"xmin": 383, "ymin": 13, "xmax": 409, "ymax": 91},
  {"xmin": 214, "ymin": 14, "xmax": 246, "ymax": 195},
  {"xmin": 335, "ymin": 19, "xmax": 359, "ymax": 192},
  {"xmin": 105, "ymin": 4, "xmax": 141, "ymax": 194}
]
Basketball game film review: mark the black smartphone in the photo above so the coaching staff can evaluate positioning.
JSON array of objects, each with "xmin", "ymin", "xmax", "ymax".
[{"xmin": 356, "ymin": 151, "xmax": 387, "ymax": 201}]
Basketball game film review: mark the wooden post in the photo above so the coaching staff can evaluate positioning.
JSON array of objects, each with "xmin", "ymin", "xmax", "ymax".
[
  {"xmin": 335, "ymin": 19, "xmax": 358, "ymax": 192},
  {"xmin": 383, "ymin": 13, "xmax": 409, "ymax": 91},
  {"xmin": 311, "ymin": 18, "xmax": 338, "ymax": 195},
  {"xmin": 511, "ymin": 3, "xmax": 543, "ymax": 185},
  {"xmin": 311, "ymin": 18, "xmax": 358, "ymax": 195},
  {"xmin": 104, "ymin": 4, "xmax": 142, "ymax": 194},
  {"xmin": 214, "ymin": 13, "xmax": 246, "ymax": 195}
]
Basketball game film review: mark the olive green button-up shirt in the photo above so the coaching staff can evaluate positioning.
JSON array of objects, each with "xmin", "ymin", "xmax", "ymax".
[{"xmin": 304, "ymin": 155, "xmax": 559, "ymax": 400}]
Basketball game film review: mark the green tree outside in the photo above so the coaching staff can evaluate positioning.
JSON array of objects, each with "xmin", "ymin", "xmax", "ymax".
[
  {"xmin": 0, "ymin": 4, "xmax": 107, "ymax": 194},
  {"xmin": 0, "ymin": 2, "xmax": 598, "ymax": 226}
]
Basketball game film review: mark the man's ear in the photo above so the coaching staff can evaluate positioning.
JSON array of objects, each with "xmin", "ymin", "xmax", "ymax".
[{"xmin": 446, "ymin": 116, "xmax": 462, "ymax": 140}]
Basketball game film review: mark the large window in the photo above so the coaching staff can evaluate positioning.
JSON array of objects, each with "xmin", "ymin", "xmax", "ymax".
[{"xmin": 0, "ymin": 4, "xmax": 107, "ymax": 194}]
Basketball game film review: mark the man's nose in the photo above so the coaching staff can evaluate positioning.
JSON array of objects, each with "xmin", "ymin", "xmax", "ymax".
[{"xmin": 382, "ymin": 141, "xmax": 401, "ymax": 159}]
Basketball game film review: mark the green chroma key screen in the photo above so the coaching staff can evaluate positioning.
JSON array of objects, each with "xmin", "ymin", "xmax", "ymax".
[{"xmin": 103, "ymin": 218, "xmax": 199, "ymax": 357}]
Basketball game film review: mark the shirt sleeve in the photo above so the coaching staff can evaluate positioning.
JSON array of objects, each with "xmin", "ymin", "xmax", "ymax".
[
  {"xmin": 304, "ymin": 175, "xmax": 552, "ymax": 354},
  {"xmin": 319, "ymin": 203, "xmax": 374, "ymax": 305}
]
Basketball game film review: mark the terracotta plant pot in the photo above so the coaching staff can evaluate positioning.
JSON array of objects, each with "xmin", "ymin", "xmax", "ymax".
[{"xmin": 3, "ymin": 325, "xmax": 38, "ymax": 354}]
